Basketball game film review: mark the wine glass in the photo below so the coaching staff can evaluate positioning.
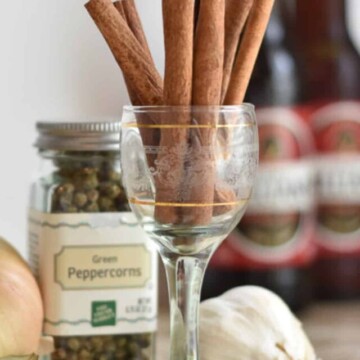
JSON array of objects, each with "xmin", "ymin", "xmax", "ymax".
[{"xmin": 121, "ymin": 105, "xmax": 258, "ymax": 360}]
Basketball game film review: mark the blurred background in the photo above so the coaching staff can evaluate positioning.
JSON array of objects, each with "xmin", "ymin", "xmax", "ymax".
[
  {"xmin": 202, "ymin": 1, "xmax": 360, "ymax": 358},
  {"xmin": 0, "ymin": 0, "xmax": 165, "ymax": 253},
  {"xmin": 1, "ymin": 0, "xmax": 360, "ymax": 357},
  {"xmin": 203, "ymin": 0, "xmax": 360, "ymax": 309}
]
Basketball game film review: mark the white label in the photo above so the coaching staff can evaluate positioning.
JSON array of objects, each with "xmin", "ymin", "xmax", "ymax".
[
  {"xmin": 316, "ymin": 155, "xmax": 360, "ymax": 204},
  {"xmin": 28, "ymin": 210, "xmax": 158, "ymax": 337},
  {"xmin": 247, "ymin": 161, "xmax": 315, "ymax": 214},
  {"xmin": 229, "ymin": 215, "xmax": 314, "ymax": 264}
]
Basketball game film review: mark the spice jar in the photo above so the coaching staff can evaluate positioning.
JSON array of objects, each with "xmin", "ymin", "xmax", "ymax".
[{"xmin": 28, "ymin": 122, "xmax": 158, "ymax": 360}]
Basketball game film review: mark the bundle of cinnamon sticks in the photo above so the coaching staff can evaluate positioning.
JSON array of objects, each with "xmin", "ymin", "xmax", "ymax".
[{"xmin": 86, "ymin": 0, "xmax": 274, "ymax": 226}]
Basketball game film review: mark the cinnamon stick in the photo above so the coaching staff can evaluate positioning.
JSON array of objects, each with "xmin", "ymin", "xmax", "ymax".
[
  {"xmin": 110, "ymin": 1, "xmax": 162, "ymax": 170},
  {"xmin": 216, "ymin": 0, "xmax": 273, "ymax": 216},
  {"xmin": 113, "ymin": 0, "xmax": 141, "ymax": 106},
  {"xmin": 86, "ymin": 0, "xmax": 163, "ymax": 171},
  {"xmin": 85, "ymin": 0, "xmax": 163, "ymax": 106},
  {"xmin": 194, "ymin": 0, "xmax": 201, "ymax": 29},
  {"xmin": 217, "ymin": 0, "xmax": 253, "ymax": 152},
  {"xmin": 154, "ymin": 0, "xmax": 195, "ymax": 224},
  {"xmin": 181, "ymin": 0, "xmax": 225, "ymax": 225},
  {"xmin": 162, "ymin": 0, "xmax": 194, "ymax": 107},
  {"xmin": 121, "ymin": 0, "xmax": 154, "ymax": 65},
  {"xmin": 224, "ymin": 0, "xmax": 275, "ymax": 105},
  {"xmin": 213, "ymin": 182, "xmax": 238, "ymax": 217},
  {"xmin": 192, "ymin": 0, "xmax": 224, "ymax": 107},
  {"xmin": 113, "ymin": 0, "xmax": 126, "ymax": 18},
  {"xmin": 87, "ymin": 0, "xmax": 273, "ymax": 225},
  {"xmin": 216, "ymin": 0, "xmax": 253, "ymax": 211},
  {"xmin": 221, "ymin": 0, "xmax": 254, "ymax": 102}
]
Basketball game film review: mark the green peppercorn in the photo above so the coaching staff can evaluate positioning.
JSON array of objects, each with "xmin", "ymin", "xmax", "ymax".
[
  {"xmin": 53, "ymin": 348, "xmax": 67, "ymax": 359},
  {"xmin": 82, "ymin": 167, "xmax": 97, "ymax": 175},
  {"xmin": 83, "ymin": 174, "xmax": 99, "ymax": 191},
  {"xmin": 104, "ymin": 340, "xmax": 117, "ymax": 353},
  {"xmin": 73, "ymin": 170, "xmax": 99, "ymax": 191},
  {"xmin": 100, "ymin": 182, "xmax": 122, "ymax": 199},
  {"xmin": 107, "ymin": 170, "xmax": 121, "ymax": 182},
  {"xmin": 87, "ymin": 189, "xmax": 100, "ymax": 203},
  {"xmin": 101, "ymin": 335, "xmax": 113, "ymax": 342},
  {"xmin": 82, "ymin": 339, "xmax": 93, "ymax": 352},
  {"xmin": 62, "ymin": 204, "xmax": 78, "ymax": 213},
  {"xmin": 137, "ymin": 334, "xmax": 151, "ymax": 348},
  {"xmin": 59, "ymin": 193, "xmax": 73, "ymax": 210},
  {"xmin": 78, "ymin": 348, "xmax": 93, "ymax": 360},
  {"xmin": 114, "ymin": 349, "xmax": 127, "ymax": 359},
  {"xmin": 67, "ymin": 338, "xmax": 81, "ymax": 352},
  {"xmin": 84, "ymin": 202, "xmax": 100, "ymax": 213},
  {"xmin": 116, "ymin": 337, "xmax": 127, "ymax": 349},
  {"xmin": 91, "ymin": 336, "xmax": 104, "ymax": 353},
  {"xmin": 99, "ymin": 196, "xmax": 115, "ymax": 212},
  {"xmin": 57, "ymin": 183, "xmax": 75, "ymax": 195},
  {"xmin": 67, "ymin": 352, "xmax": 79, "ymax": 360},
  {"xmin": 74, "ymin": 192, "xmax": 88, "ymax": 208},
  {"xmin": 128, "ymin": 341, "xmax": 141, "ymax": 356}
]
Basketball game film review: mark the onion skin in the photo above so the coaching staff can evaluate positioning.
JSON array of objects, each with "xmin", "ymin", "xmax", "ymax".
[{"xmin": 0, "ymin": 238, "xmax": 43, "ymax": 358}]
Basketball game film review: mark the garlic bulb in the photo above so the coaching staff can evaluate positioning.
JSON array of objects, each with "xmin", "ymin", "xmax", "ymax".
[
  {"xmin": 0, "ymin": 237, "xmax": 43, "ymax": 358},
  {"xmin": 200, "ymin": 286, "xmax": 316, "ymax": 360}
]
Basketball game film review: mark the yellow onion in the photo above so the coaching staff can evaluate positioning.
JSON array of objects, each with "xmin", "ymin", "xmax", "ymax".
[{"xmin": 0, "ymin": 237, "xmax": 43, "ymax": 358}]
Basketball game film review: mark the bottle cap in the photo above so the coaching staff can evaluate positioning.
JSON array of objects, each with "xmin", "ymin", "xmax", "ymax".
[{"xmin": 35, "ymin": 120, "xmax": 121, "ymax": 151}]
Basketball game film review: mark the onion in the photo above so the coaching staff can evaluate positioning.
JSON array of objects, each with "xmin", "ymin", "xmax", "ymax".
[{"xmin": 0, "ymin": 237, "xmax": 43, "ymax": 358}]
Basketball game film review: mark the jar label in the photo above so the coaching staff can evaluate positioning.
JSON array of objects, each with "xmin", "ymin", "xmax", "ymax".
[
  {"xmin": 316, "ymin": 155, "xmax": 360, "ymax": 205},
  {"xmin": 228, "ymin": 161, "xmax": 315, "ymax": 265},
  {"xmin": 209, "ymin": 107, "xmax": 316, "ymax": 270},
  {"xmin": 28, "ymin": 210, "xmax": 158, "ymax": 336},
  {"xmin": 310, "ymin": 101, "xmax": 360, "ymax": 255},
  {"xmin": 247, "ymin": 161, "xmax": 315, "ymax": 214}
]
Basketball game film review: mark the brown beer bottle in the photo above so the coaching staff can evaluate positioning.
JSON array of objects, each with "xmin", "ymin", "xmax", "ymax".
[
  {"xmin": 295, "ymin": 0, "xmax": 360, "ymax": 299},
  {"xmin": 202, "ymin": 1, "xmax": 316, "ymax": 311}
]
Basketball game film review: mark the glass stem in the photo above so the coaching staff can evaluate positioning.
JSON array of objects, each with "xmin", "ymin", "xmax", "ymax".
[{"xmin": 161, "ymin": 249, "xmax": 212, "ymax": 360}]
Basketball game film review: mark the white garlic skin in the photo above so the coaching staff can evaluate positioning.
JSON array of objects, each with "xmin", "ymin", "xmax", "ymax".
[{"xmin": 200, "ymin": 286, "xmax": 316, "ymax": 360}]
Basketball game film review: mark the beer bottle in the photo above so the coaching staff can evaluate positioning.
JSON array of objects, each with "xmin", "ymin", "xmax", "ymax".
[
  {"xmin": 295, "ymin": 0, "xmax": 360, "ymax": 299},
  {"xmin": 202, "ymin": 1, "xmax": 316, "ymax": 311}
]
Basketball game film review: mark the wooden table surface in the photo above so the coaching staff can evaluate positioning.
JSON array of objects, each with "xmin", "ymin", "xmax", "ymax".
[
  {"xmin": 157, "ymin": 302, "xmax": 360, "ymax": 359},
  {"xmin": 301, "ymin": 302, "xmax": 360, "ymax": 360}
]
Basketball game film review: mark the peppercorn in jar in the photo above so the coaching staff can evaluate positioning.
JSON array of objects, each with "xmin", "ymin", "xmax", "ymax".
[{"xmin": 28, "ymin": 122, "xmax": 158, "ymax": 360}]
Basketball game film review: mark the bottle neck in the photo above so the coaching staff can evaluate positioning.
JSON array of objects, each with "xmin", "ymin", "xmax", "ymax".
[
  {"xmin": 266, "ymin": 1, "xmax": 293, "ymax": 48},
  {"xmin": 296, "ymin": 0, "xmax": 360, "ymax": 102},
  {"xmin": 296, "ymin": 0, "xmax": 349, "ymax": 43}
]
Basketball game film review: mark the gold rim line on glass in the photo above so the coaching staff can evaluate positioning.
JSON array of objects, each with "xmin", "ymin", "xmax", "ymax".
[
  {"xmin": 122, "ymin": 122, "xmax": 254, "ymax": 129},
  {"xmin": 129, "ymin": 198, "xmax": 249, "ymax": 207}
]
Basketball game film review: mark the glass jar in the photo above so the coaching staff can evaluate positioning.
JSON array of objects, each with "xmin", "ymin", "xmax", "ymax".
[{"xmin": 28, "ymin": 121, "xmax": 158, "ymax": 360}]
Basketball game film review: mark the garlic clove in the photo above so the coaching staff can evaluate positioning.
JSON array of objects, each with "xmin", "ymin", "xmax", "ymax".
[{"xmin": 200, "ymin": 286, "xmax": 317, "ymax": 360}]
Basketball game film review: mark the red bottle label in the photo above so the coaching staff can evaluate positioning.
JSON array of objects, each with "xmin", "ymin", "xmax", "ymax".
[
  {"xmin": 210, "ymin": 107, "xmax": 317, "ymax": 271},
  {"xmin": 310, "ymin": 101, "xmax": 360, "ymax": 258}
]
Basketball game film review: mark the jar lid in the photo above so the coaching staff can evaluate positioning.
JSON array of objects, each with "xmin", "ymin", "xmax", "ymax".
[{"xmin": 35, "ymin": 121, "xmax": 121, "ymax": 151}]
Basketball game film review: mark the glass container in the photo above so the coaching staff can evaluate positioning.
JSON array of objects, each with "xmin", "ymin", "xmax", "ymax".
[
  {"xmin": 29, "ymin": 121, "xmax": 157, "ymax": 360},
  {"xmin": 121, "ymin": 105, "xmax": 258, "ymax": 359}
]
